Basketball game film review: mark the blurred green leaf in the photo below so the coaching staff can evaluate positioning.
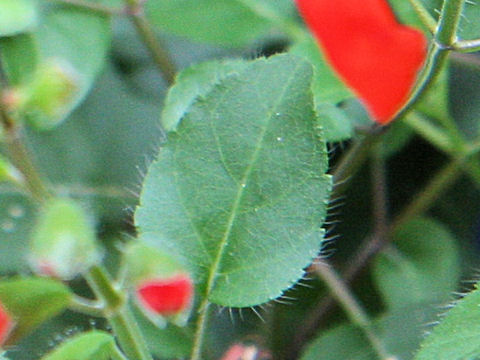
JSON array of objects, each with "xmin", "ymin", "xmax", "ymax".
[
  {"xmin": 0, "ymin": 0, "xmax": 37, "ymax": 37},
  {"xmin": 0, "ymin": 194, "xmax": 36, "ymax": 274},
  {"xmin": 134, "ymin": 306, "xmax": 193, "ymax": 358},
  {"xmin": 373, "ymin": 217, "xmax": 460, "ymax": 310},
  {"xmin": 0, "ymin": 4, "xmax": 111, "ymax": 128},
  {"xmin": 162, "ymin": 59, "xmax": 248, "ymax": 132},
  {"xmin": 40, "ymin": 331, "xmax": 115, "ymax": 360},
  {"xmin": 136, "ymin": 54, "xmax": 331, "ymax": 307},
  {"xmin": 315, "ymin": 103, "xmax": 353, "ymax": 142},
  {"xmin": 146, "ymin": 0, "xmax": 271, "ymax": 46},
  {"xmin": 289, "ymin": 36, "xmax": 352, "ymax": 104},
  {"xmin": 414, "ymin": 283, "xmax": 480, "ymax": 360},
  {"xmin": 0, "ymin": 277, "xmax": 72, "ymax": 343},
  {"xmin": 302, "ymin": 305, "xmax": 438, "ymax": 360}
]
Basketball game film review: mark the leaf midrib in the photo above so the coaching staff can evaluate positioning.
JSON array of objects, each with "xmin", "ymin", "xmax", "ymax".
[{"xmin": 201, "ymin": 62, "xmax": 303, "ymax": 302}]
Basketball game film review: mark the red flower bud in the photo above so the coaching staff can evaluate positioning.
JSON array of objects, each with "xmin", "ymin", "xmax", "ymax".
[
  {"xmin": 220, "ymin": 343, "xmax": 271, "ymax": 360},
  {"xmin": 0, "ymin": 301, "xmax": 13, "ymax": 346},
  {"xmin": 295, "ymin": 0, "xmax": 427, "ymax": 124},
  {"xmin": 136, "ymin": 274, "xmax": 193, "ymax": 316}
]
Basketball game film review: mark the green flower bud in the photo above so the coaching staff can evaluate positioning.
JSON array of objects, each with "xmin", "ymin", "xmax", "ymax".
[
  {"xmin": 18, "ymin": 59, "xmax": 80, "ymax": 130},
  {"xmin": 30, "ymin": 198, "xmax": 101, "ymax": 280}
]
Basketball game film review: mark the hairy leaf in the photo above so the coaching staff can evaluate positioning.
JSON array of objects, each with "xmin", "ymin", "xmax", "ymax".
[
  {"xmin": 136, "ymin": 54, "xmax": 331, "ymax": 307},
  {"xmin": 415, "ymin": 283, "xmax": 480, "ymax": 360},
  {"xmin": 162, "ymin": 59, "xmax": 249, "ymax": 132}
]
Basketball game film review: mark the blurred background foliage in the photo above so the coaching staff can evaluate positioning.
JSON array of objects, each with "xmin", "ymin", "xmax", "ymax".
[{"xmin": 0, "ymin": 0, "xmax": 479, "ymax": 359}]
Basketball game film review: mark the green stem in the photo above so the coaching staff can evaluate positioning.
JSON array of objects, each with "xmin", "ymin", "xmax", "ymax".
[
  {"xmin": 403, "ymin": 112, "xmax": 454, "ymax": 153},
  {"xmin": 86, "ymin": 266, "xmax": 153, "ymax": 360},
  {"xmin": 124, "ymin": 0, "xmax": 176, "ymax": 86},
  {"xmin": 453, "ymin": 39, "xmax": 480, "ymax": 53},
  {"xmin": 190, "ymin": 300, "xmax": 211, "ymax": 360},
  {"xmin": 69, "ymin": 294, "xmax": 105, "ymax": 317},
  {"xmin": 331, "ymin": 124, "xmax": 385, "ymax": 197},
  {"xmin": 436, "ymin": 0, "xmax": 466, "ymax": 46},
  {"xmin": 407, "ymin": 0, "xmax": 437, "ymax": 33},
  {"xmin": 390, "ymin": 159, "xmax": 463, "ymax": 231},
  {"xmin": 312, "ymin": 262, "xmax": 391, "ymax": 360}
]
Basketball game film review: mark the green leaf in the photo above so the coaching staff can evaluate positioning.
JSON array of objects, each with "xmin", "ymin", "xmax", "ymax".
[
  {"xmin": 302, "ymin": 305, "xmax": 438, "ymax": 360},
  {"xmin": 459, "ymin": 0, "xmax": 480, "ymax": 40},
  {"xmin": 162, "ymin": 59, "xmax": 249, "ymax": 132},
  {"xmin": 315, "ymin": 103, "xmax": 353, "ymax": 142},
  {"xmin": 146, "ymin": 0, "xmax": 271, "ymax": 46},
  {"xmin": 40, "ymin": 331, "xmax": 116, "ymax": 360},
  {"xmin": 0, "ymin": 0, "xmax": 37, "ymax": 37},
  {"xmin": 136, "ymin": 54, "xmax": 332, "ymax": 307},
  {"xmin": 0, "ymin": 277, "xmax": 72, "ymax": 343},
  {"xmin": 414, "ymin": 283, "xmax": 480, "ymax": 360},
  {"xmin": 289, "ymin": 36, "xmax": 353, "ymax": 105},
  {"xmin": 373, "ymin": 217, "xmax": 460, "ymax": 310}
]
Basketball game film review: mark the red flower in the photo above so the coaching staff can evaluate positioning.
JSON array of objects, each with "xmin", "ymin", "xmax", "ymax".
[
  {"xmin": 295, "ymin": 0, "xmax": 427, "ymax": 124},
  {"xmin": 136, "ymin": 274, "xmax": 193, "ymax": 316},
  {"xmin": 0, "ymin": 301, "xmax": 13, "ymax": 345}
]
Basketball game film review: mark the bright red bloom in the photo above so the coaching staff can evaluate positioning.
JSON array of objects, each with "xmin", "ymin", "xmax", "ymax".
[
  {"xmin": 0, "ymin": 301, "xmax": 13, "ymax": 345},
  {"xmin": 136, "ymin": 274, "xmax": 193, "ymax": 316},
  {"xmin": 295, "ymin": 0, "xmax": 427, "ymax": 124}
]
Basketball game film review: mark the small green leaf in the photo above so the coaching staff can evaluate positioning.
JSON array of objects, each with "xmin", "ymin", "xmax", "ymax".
[
  {"xmin": 136, "ymin": 54, "xmax": 331, "ymax": 307},
  {"xmin": 146, "ymin": 0, "xmax": 271, "ymax": 46},
  {"xmin": 302, "ymin": 305, "xmax": 438, "ymax": 360},
  {"xmin": 0, "ymin": 277, "xmax": 72, "ymax": 343},
  {"xmin": 40, "ymin": 331, "xmax": 116, "ymax": 360},
  {"xmin": 415, "ymin": 283, "xmax": 480, "ymax": 360},
  {"xmin": 289, "ymin": 36, "xmax": 353, "ymax": 105},
  {"xmin": 162, "ymin": 59, "xmax": 249, "ymax": 132},
  {"xmin": 0, "ymin": 0, "xmax": 37, "ymax": 37},
  {"xmin": 373, "ymin": 217, "xmax": 460, "ymax": 310}
]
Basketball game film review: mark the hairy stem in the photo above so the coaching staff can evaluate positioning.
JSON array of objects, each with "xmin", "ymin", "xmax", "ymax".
[{"xmin": 86, "ymin": 266, "xmax": 153, "ymax": 360}]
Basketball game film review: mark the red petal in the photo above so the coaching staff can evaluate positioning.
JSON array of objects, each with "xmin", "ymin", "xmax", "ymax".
[
  {"xmin": 137, "ymin": 275, "xmax": 193, "ymax": 316},
  {"xmin": 0, "ymin": 302, "xmax": 13, "ymax": 345},
  {"xmin": 295, "ymin": 0, "xmax": 427, "ymax": 124}
]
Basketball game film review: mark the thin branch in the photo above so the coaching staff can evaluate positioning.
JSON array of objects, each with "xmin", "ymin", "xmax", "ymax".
[
  {"xmin": 407, "ymin": 0, "xmax": 438, "ymax": 33},
  {"xmin": 124, "ymin": 1, "xmax": 177, "ymax": 86},
  {"xmin": 312, "ymin": 262, "xmax": 392, "ymax": 360},
  {"xmin": 453, "ymin": 38, "xmax": 480, "ymax": 53}
]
